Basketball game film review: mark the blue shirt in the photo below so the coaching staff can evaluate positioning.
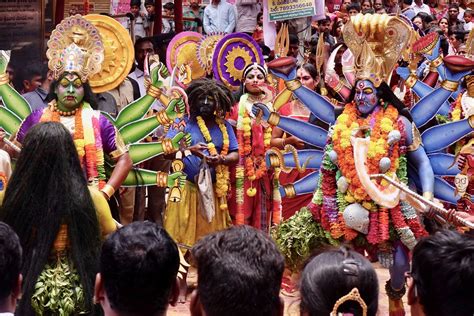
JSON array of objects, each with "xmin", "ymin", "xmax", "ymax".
[{"xmin": 167, "ymin": 117, "xmax": 238, "ymax": 183}]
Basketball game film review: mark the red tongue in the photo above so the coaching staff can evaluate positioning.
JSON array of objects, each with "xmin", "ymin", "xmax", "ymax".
[{"xmin": 267, "ymin": 57, "xmax": 297, "ymax": 76}]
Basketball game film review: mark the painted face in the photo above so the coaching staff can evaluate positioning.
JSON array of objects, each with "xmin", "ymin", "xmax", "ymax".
[
  {"xmin": 297, "ymin": 68, "xmax": 318, "ymax": 90},
  {"xmin": 355, "ymin": 80, "xmax": 378, "ymax": 115},
  {"xmin": 244, "ymin": 68, "xmax": 265, "ymax": 94},
  {"xmin": 56, "ymin": 73, "xmax": 84, "ymax": 110},
  {"xmin": 198, "ymin": 95, "xmax": 216, "ymax": 119}
]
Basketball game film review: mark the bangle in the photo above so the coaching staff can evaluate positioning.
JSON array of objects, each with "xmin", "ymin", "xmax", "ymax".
[
  {"xmin": 101, "ymin": 184, "xmax": 115, "ymax": 200},
  {"xmin": 385, "ymin": 280, "xmax": 406, "ymax": 301},
  {"xmin": 156, "ymin": 110, "xmax": 172, "ymax": 126},
  {"xmin": 147, "ymin": 84, "xmax": 162, "ymax": 99},
  {"xmin": 333, "ymin": 80, "xmax": 344, "ymax": 93},
  {"xmin": 285, "ymin": 79, "xmax": 302, "ymax": 91},
  {"xmin": 440, "ymin": 80, "xmax": 459, "ymax": 92},
  {"xmin": 0, "ymin": 73, "xmax": 9, "ymax": 86},
  {"xmin": 161, "ymin": 138, "xmax": 175, "ymax": 155},
  {"xmin": 430, "ymin": 55, "xmax": 443, "ymax": 68},
  {"xmin": 268, "ymin": 152, "xmax": 280, "ymax": 168},
  {"xmin": 156, "ymin": 171, "xmax": 169, "ymax": 187},
  {"xmin": 267, "ymin": 112, "xmax": 281, "ymax": 126},
  {"xmin": 404, "ymin": 74, "xmax": 418, "ymax": 89},
  {"xmin": 283, "ymin": 184, "xmax": 296, "ymax": 198}
]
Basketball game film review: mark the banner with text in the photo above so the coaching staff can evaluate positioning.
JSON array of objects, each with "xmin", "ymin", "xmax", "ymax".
[{"xmin": 267, "ymin": 0, "xmax": 315, "ymax": 21}]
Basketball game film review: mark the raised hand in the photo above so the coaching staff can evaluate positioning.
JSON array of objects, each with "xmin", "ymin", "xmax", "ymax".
[
  {"xmin": 422, "ymin": 37, "xmax": 441, "ymax": 61},
  {"xmin": 167, "ymin": 171, "xmax": 187, "ymax": 188},
  {"xmin": 188, "ymin": 142, "xmax": 208, "ymax": 159},
  {"xmin": 269, "ymin": 67, "xmax": 297, "ymax": 81},
  {"xmin": 165, "ymin": 98, "xmax": 185, "ymax": 121},
  {"xmin": 252, "ymin": 102, "xmax": 272, "ymax": 121}
]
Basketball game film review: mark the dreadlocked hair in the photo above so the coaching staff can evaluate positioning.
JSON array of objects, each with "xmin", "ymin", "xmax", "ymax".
[
  {"xmin": 0, "ymin": 122, "xmax": 101, "ymax": 315},
  {"xmin": 186, "ymin": 78, "xmax": 234, "ymax": 118}
]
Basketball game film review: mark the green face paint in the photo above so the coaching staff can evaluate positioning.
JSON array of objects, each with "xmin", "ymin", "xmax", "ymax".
[{"xmin": 56, "ymin": 72, "xmax": 84, "ymax": 111}]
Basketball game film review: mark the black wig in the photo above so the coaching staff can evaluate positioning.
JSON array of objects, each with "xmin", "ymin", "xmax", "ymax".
[
  {"xmin": 1, "ymin": 122, "xmax": 101, "ymax": 315},
  {"xmin": 186, "ymin": 78, "xmax": 234, "ymax": 118}
]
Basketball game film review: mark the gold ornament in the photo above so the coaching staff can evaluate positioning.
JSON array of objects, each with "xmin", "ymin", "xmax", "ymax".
[
  {"xmin": 224, "ymin": 46, "xmax": 253, "ymax": 81},
  {"xmin": 198, "ymin": 33, "xmax": 224, "ymax": 75},
  {"xmin": 85, "ymin": 14, "xmax": 134, "ymax": 93},
  {"xmin": 46, "ymin": 14, "xmax": 104, "ymax": 82},
  {"xmin": 343, "ymin": 13, "xmax": 412, "ymax": 87}
]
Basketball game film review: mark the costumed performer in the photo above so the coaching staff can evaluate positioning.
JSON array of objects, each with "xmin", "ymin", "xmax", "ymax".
[
  {"xmin": 1, "ymin": 122, "xmax": 117, "ymax": 315},
  {"xmin": 228, "ymin": 62, "xmax": 278, "ymax": 231},
  {"xmin": 254, "ymin": 14, "xmax": 435, "ymax": 315},
  {"xmin": 164, "ymin": 78, "xmax": 238, "ymax": 302}
]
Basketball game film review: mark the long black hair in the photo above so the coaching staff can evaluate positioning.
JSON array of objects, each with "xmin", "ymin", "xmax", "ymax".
[
  {"xmin": 186, "ymin": 78, "xmax": 234, "ymax": 118},
  {"xmin": 47, "ymin": 72, "xmax": 98, "ymax": 109},
  {"xmin": 1, "ymin": 122, "xmax": 101, "ymax": 315}
]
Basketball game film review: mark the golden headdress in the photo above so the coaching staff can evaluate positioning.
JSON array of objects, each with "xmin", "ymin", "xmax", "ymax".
[
  {"xmin": 46, "ymin": 14, "xmax": 104, "ymax": 82},
  {"xmin": 342, "ymin": 13, "xmax": 412, "ymax": 87}
]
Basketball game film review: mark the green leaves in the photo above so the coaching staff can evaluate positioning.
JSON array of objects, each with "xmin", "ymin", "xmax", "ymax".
[
  {"xmin": 31, "ymin": 256, "xmax": 87, "ymax": 316},
  {"xmin": 271, "ymin": 208, "xmax": 339, "ymax": 272}
]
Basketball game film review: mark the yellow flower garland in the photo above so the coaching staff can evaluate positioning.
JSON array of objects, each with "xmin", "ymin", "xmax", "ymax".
[{"xmin": 196, "ymin": 116, "xmax": 230, "ymax": 210}]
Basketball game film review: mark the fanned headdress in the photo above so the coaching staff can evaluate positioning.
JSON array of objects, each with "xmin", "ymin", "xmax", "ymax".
[
  {"xmin": 46, "ymin": 14, "xmax": 104, "ymax": 82},
  {"xmin": 343, "ymin": 13, "xmax": 412, "ymax": 87}
]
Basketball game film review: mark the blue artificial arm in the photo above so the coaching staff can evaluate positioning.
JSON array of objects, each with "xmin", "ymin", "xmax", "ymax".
[
  {"xmin": 422, "ymin": 119, "xmax": 473, "ymax": 153},
  {"xmin": 428, "ymin": 153, "xmax": 460, "ymax": 176},
  {"xmin": 292, "ymin": 86, "xmax": 336, "ymax": 125},
  {"xmin": 279, "ymin": 171, "xmax": 320, "ymax": 198}
]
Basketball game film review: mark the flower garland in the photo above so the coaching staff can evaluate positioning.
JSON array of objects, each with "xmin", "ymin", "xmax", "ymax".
[
  {"xmin": 235, "ymin": 94, "xmax": 273, "ymax": 225},
  {"xmin": 40, "ymin": 101, "xmax": 106, "ymax": 189},
  {"xmin": 332, "ymin": 102, "xmax": 400, "ymax": 202},
  {"xmin": 196, "ymin": 116, "xmax": 230, "ymax": 211},
  {"xmin": 450, "ymin": 93, "xmax": 463, "ymax": 122}
]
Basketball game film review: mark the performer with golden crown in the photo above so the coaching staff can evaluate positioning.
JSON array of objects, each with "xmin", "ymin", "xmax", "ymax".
[{"xmin": 255, "ymin": 14, "xmax": 436, "ymax": 315}]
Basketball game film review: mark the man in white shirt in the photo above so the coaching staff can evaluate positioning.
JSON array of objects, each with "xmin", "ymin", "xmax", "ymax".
[
  {"xmin": 411, "ymin": 0, "xmax": 432, "ymax": 15},
  {"xmin": 203, "ymin": 0, "xmax": 236, "ymax": 34},
  {"xmin": 0, "ymin": 222, "xmax": 22, "ymax": 316}
]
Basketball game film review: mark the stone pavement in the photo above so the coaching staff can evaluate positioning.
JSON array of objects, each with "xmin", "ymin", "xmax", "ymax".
[{"xmin": 167, "ymin": 263, "xmax": 410, "ymax": 316}]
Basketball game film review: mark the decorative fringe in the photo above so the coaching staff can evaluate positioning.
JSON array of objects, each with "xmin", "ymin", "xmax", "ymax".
[{"xmin": 388, "ymin": 297, "xmax": 405, "ymax": 316}]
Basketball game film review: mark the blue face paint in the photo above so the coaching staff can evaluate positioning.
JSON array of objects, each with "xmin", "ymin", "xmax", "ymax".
[{"xmin": 355, "ymin": 80, "xmax": 378, "ymax": 115}]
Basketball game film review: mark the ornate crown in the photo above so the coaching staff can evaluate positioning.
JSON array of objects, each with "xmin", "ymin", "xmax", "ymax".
[
  {"xmin": 46, "ymin": 14, "xmax": 104, "ymax": 82},
  {"xmin": 343, "ymin": 13, "xmax": 412, "ymax": 87}
]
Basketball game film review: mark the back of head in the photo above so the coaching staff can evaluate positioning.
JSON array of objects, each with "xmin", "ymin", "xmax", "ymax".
[
  {"xmin": 300, "ymin": 247, "xmax": 379, "ymax": 316},
  {"xmin": 192, "ymin": 225, "xmax": 285, "ymax": 316},
  {"xmin": 100, "ymin": 221, "xmax": 179, "ymax": 315},
  {"xmin": 0, "ymin": 222, "xmax": 22, "ymax": 304},
  {"xmin": 411, "ymin": 230, "xmax": 474, "ymax": 316}
]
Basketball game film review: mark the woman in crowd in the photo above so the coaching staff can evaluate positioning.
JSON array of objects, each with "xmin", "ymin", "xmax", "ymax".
[
  {"xmin": 300, "ymin": 247, "xmax": 379, "ymax": 316},
  {"xmin": 1, "ymin": 122, "xmax": 116, "ymax": 315},
  {"xmin": 272, "ymin": 63, "xmax": 320, "ymax": 219},
  {"xmin": 229, "ymin": 63, "xmax": 277, "ymax": 231},
  {"xmin": 439, "ymin": 17, "xmax": 449, "ymax": 35}
]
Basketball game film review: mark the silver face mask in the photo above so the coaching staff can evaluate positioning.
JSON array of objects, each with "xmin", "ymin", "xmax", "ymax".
[{"xmin": 343, "ymin": 203, "xmax": 370, "ymax": 234}]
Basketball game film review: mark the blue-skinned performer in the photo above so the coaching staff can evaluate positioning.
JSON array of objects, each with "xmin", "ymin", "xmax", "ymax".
[{"xmin": 254, "ymin": 14, "xmax": 435, "ymax": 315}]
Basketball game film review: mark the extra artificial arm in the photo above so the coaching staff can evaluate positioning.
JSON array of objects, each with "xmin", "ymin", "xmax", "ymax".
[
  {"xmin": 292, "ymin": 86, "xmax": 336, "ymax": 125},
  {"xmin": 410, "ymin": 83, "xmax": 453, "ymax": 127},
  {"xmin": 427, "ymin": 153, "xmax": 460, "ymax": 176},
  {"xmin": 0, "ymin": 80, "xmax": 32, "ymax": 121},
  {"xmin": 275, "ymin": 116, "xmax": 329, "ymax": 149},
  {"xmin": 279, "ymin": 171, "xmax": 320, "ymax": 198},
  {"xmin": 422, "ymin": 119, "xmax": 473, "ymax": 153}
]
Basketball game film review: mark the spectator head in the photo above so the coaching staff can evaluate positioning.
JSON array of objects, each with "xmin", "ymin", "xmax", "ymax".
[
  {"xmin": 163, "ymin": 2, "xmax": 174, "ymax": 15},
  {"xmin": 300, "ymin": 247, "xmax": 379, "ymax": 316},
  {"xmin": 130, "ymin": 0, "xmax": 141, "ymax": 15},
  {"xmin": 134, "ymin": 37, "xmax": 155, "ymax": 70},
  {"xmin": 0, "ymin": 222, "xmax": 22, "ymax": 313},
  {"xmin": 361, "ymin": 0, "xmax": 373, "ymax": 12},
  {"xmin": 95, "ymin": 221, "xmax": 180, "ymax": 316},
  {"xmin": 408, "ymin": 230, "xmax": 474, "ymax": 316},
  {"xmin": 145, "ymin": 0, "xmax": 155, "ymax": 14},
  {"xmin": 448, "ymin": 30, "xmax": 465, "ymax": 50},
  {"xmin": 18, "ymin": 62, "xmax": 47, "ymax": 94},
  {"xmin": 438, "ymin": 17, "xmax": 449, "ymax": 32},
  {"xmin": 190, "ymin": 225, "xmax": 285, "ymax": 316},
  {"xmin": 448, "ymin": 3, "xmax": 460, "ymax": 19},
  {"xmin": 412, "ymin": 15, "xmax": 424, "ymax": 29},
  {"xmin": 257, "ymin": 11, "xmax": 264, "ymax": 26},
  {"xmin": 296, "ymin": 63, "xmax": 319, "ymax": 91},
  {"xmin": 347, "ymin": 3, "xmax": 361, "ymax": 15},
  {"xmin": 342, "ymin": 0, "xmax": 352, "ymax": 10},
  {"xmin": 289, "ymin": 34, "xmax": 300, "ymax": 58},
  {"xmin": 373, "ymin": 0, "xmax": 385, "ymax": 11},
  {"xmin": 402, "ymin": 0, "xmax": 412, "ymax": 8},
  {"xmin": 464, "ymin": 9, "xmax": 473, "ymax": 23},
  {"xmin": 190, "ymin": 0, "xmax": 201, "ymax": 9},
  {"xmin": 317, "ymin": 16, "xmax": 332, "ymax": 34}
]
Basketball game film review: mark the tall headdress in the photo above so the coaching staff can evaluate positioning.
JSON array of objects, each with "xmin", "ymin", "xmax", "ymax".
[
  {"xmin": 342, "ymin": 13, "xmax": 412, "ymax": 87},
  {"xmin": 46, "ymin": 14, "xmax": 104, "ymax": 82}
]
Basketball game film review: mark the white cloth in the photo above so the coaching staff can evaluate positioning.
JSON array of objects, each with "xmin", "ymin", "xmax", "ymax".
[
  {"xmin": 411, "ymin": 2, "xmax": 431, "ymax": 15},
  {"xmin": 203, "ymin": 0, "xmax": 236, "ymax": 34},
  {"xmin": 235, "ymin": 0, "xmax": 260, "ymax": 33}
]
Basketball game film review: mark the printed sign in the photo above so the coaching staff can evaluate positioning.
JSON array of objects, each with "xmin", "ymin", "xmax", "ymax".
[{"xmin": 267, "ymin": 0, "xmax": 315, "ymax": 21}]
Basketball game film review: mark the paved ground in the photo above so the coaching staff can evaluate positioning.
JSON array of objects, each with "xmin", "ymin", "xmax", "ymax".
[{"xmin": 167, "ymin": 263, "xmax": 410, "ymax": 316}]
